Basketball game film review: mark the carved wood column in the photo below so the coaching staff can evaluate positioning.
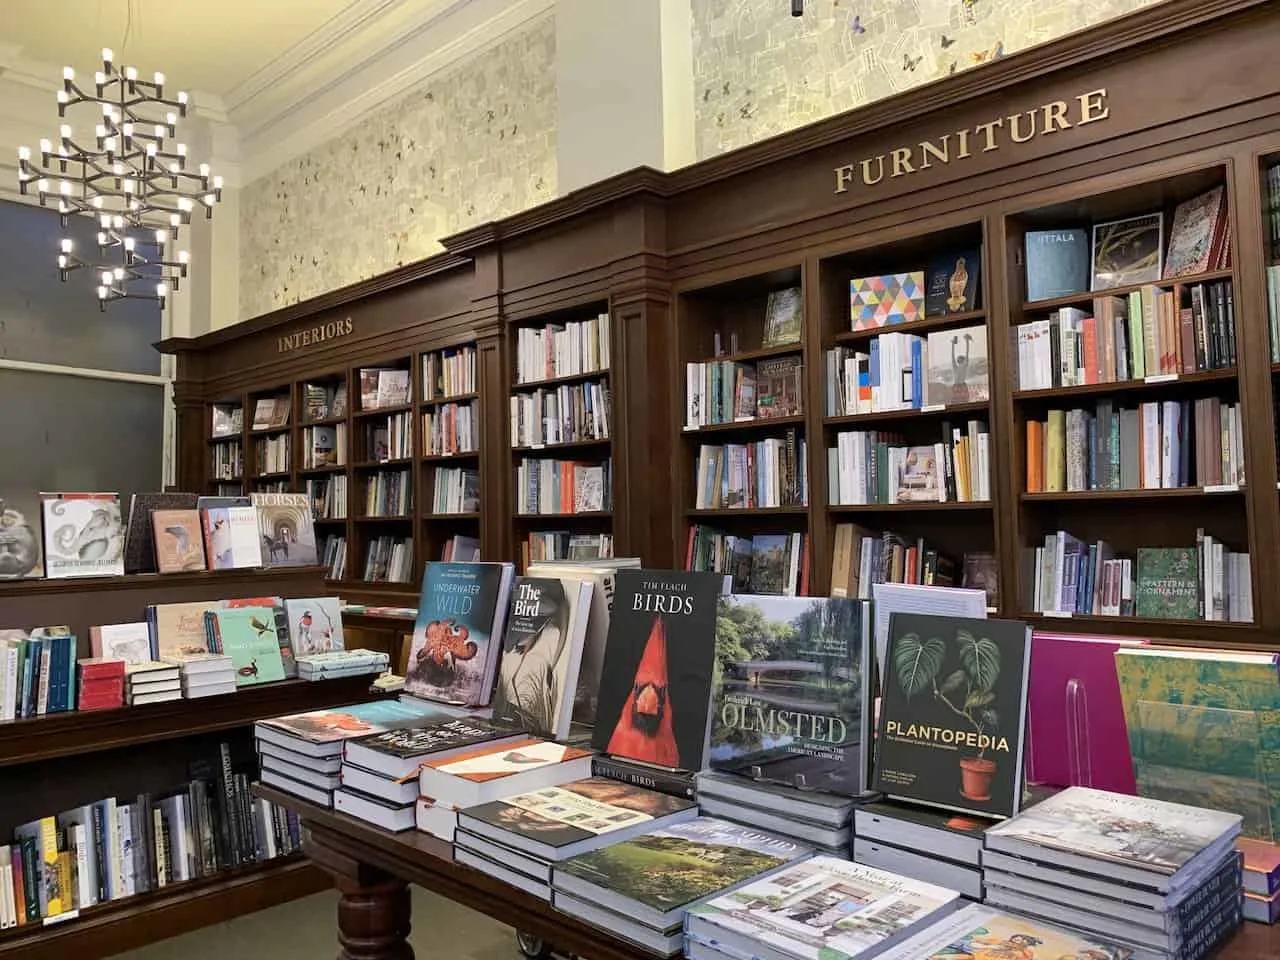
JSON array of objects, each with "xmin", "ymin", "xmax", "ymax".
[
  {"xmin": 469, "ymin": 247, "xmax": 510, "ymax": 564},
  {"xmin": 335, "ymin": 875, "xmax": 415, "ymax": 960},
  {"xmin": 169, "ymin": 349, "xmax": 208, "ymax": 492}
]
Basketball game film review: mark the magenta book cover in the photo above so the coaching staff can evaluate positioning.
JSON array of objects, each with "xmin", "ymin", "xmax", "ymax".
[{"xmin": 1026, "ymin": 632, "xmax": 1146, "ymax": 794}]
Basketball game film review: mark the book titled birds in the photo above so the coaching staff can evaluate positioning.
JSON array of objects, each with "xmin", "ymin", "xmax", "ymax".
[
  {"xmin": 406, "ymin": 561, "xmax": 515, "ymax": 706},
  {"xmin": 591, "ymin": 570, "xmax": 725, "ymax": 772},
  {"xmin": 709, "ymin": 595, "xmax": 871, "ymax": 795}
]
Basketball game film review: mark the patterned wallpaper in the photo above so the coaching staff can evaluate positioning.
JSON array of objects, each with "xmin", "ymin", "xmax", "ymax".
[
  {"xmin": 239, "ymin": 16, "xmax": 557, "ymax": 318},
  {"xmin": 690, "ymin": 0, "xmax": 1166, "ymax": 160}
]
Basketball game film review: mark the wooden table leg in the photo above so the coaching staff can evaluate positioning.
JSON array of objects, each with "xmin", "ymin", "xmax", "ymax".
[{"xmin": 335, "ymin": 875, "xmax": 414, "ymax": 960}]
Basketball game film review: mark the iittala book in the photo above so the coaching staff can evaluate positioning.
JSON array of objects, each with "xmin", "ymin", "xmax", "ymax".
[
  {"xmin": 490, "ymin": 575, "xmax": 595, "ymax": 740},
  {"xmin": 709, "ymin": 595, "xmax": 871, "ymax": 795},
  {"xmin": 874, "ymin": 612, "xmax": 1031, "ymax": 819},
  {"xmin": 685, "ymin": 855, "xmax": 963, "ymax": 960},
  {"xmin": 405, "ymin": 561, "xmax": 515, "ymax": 706},
  {"xmin": 591, "ymin": 569, "xmax": 726, "ymax": 772}
]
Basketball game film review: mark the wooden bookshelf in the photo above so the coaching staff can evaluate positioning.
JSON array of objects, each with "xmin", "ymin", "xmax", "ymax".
[{"xmin": 418, "ymin": 338, "xmax": 481, "ymax": 567}]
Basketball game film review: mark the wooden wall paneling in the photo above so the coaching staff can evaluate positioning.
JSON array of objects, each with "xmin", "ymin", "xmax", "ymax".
[
  {"xmin": 802, "ymin": 255, "xmax": 828, "ymax": 595},
  {"xmin": 471, "ymin": 247, "xmax": 508, "ymax": 566},
  {"xmin": 988, "ymin": 211, "xmax": 1023, "ymax": 619}
]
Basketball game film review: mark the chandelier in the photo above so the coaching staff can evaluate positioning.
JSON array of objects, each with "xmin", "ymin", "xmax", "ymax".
[{"xmin": 15, "ymin": 48, "xmax": 222, "ymax": 310}]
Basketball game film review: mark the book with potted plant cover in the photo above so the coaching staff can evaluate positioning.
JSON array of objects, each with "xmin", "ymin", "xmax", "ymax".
[{"xmin": 873, "ymin": 612, "xmax": 1031, "ymax": 819}]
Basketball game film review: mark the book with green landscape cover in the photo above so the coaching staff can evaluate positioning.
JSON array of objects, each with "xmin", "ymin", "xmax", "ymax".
[
  {"xmin": 873, "ymin": 612, "xmax": 1031, "ymax": 819},
  {"xmin": 709, "ymin": 595, "xmax": 871, "ymax": 794}
]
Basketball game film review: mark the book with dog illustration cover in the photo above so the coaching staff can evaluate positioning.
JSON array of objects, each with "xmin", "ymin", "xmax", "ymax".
[{"xmin": 406, "ymin": 561, "xmax": 515, "ymax": 706}]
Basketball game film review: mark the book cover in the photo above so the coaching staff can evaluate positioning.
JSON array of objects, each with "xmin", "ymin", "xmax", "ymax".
[
  {"xmin": 257, "ymin": 698, "xmax": 448, "ymax": 744},
  {"xmin": 89, "ymin": 622, "xmax": 153, "ymax": 663},
  {"xmin": 756, "ymin": 357, "xmax": 802, "ymax": 419},
  {"xmin": 884, "ymin": 902, "xmax": 1133, "ymax": 960},
  {"xmin": 709, "ymin": 595, "xmax": 870, "ymax": 794},
  {"xmin": 0, "ymin": 495, "xmax": 43, "ymax": 579},
  {"xmin": 1164, "ymin": 186, "xmax": 1226, "ymax": 279},
  {"xmin": 202, "ymin": 506, "xmax": 262, "ymax": 569},
  {"xmin": 591, "ymin": 570, "xmax": 725, "ymax": 771},
  {"xmin": 1092, "ymin": 213, "xmax": 1163, "ymax": 290},
  {"xmin": 925, "ymin": 250, "xmax": 981, "ymax": 316},
  {"xmin": 962, "ymin": 552, "xmax": 999, "ymax": 608},
  {"xmin": 749, "ymin": 535, "xmax": 791, "ymax": 596},
  {"xmin": 925, "ymin": 325, "xmax": 990, "ymax": 406},
  {"xmin": 490, "ymin": 576, "xmax": 593, "ymax": 739},
  {"xmin": 762, "ymin": 287, "xmax": 803, "ymax": 347},
  {"xmin": 874, "ymin": 612, "xmax": 1031, "ymax": 819},
  {"xmin": 40, "ymin": 494, "xmax": 125, "ymax": 579},
  {"xmin": 208, "ymin": 607, "xmax": 286, "ymax": 686},
  {"xmin": 1134, "ymin": 548, "xmax": 1200, "ymax": 619},
  {"xmin": 985, "ymin": 786, "xmax": 1241, "ymax": 875},
  {"xmin": 463, "ymin": 777, "xmax": 695, "ymax": 848},
  {"xmin": 355, "ymin": 716, "xmax": 516, "ymax": 760},
  {"xmin": 1114, "ymin": 647, "xmax": 1280, "ymax": 840},
  {"xmin": 250, "ymin": 493, "xmax": 318, "ymax": 567},
  {"xmin": 124, "ymin": 493, "xmax": 199, "ymax": 574},
  {"xmin": 1024, "ymin": 229, "xmax": 1090, "ymax": 302},
  {"xmin": 895, "ymin": 446, "xmax": 942, "ymax": 503},
  {"xmin": 424, "ymin": 737, "xmax": 591, "ymax": 781},
  {"xmin": 1026, "ymin": 632, "xmax": 1146, "ymax": 794},
  {"xmin": 283, "ymin": 597, "xmax": 345, "ymax": 655},
  {"xmin": 690, "ymin": 855, "xmax": 960, "ymax": 960},
  {"xmin": 151, "ymin": 509, "xmax": 206, "ymax": 573},
  {"xmin": 557, "ymin": 817, "xmax": 808, "ymax": 913},
  {"xmin": 406, "ymin": 561, "xmax": 513, "ymax": 706},
  {"xmin": 850, "ymin": 272, "xmax": 925, "ymax": 330}
]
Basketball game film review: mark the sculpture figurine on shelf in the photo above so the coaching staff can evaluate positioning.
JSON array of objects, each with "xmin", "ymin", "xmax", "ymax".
[
  {"xmin": 947, "ymin": 256, "xmax": 971, "ymax": 312},
  {"xmin": 0, "ymin": 499, "xmax": 40, "ymax": 579}
]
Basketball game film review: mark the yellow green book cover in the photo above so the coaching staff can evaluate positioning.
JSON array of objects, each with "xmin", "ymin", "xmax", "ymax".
[
  {"xmin": 38, "ymin": 817, "xmax": 64, "ymax": 917},
  {"xmin": 1115, "ymin": 648, "xmax": 1280, "ymax": 840}
]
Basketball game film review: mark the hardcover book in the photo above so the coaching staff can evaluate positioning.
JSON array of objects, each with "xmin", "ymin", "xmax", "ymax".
[
  {"xmin": 1092, "ymin": 213, "xmax": 1163, "ymax": 290},
  {"xmin": 283, "ymin": 597, "xmax": 345, "ymax": 655},
  {"xmin": 124, "ymin": 492, "xmax": 199, "ymax": 574},
  {"xmin": 591, "ymin": 570, "xmax": 726, "ymax": 771},
  {"xmin": 755, "ymin": 357, "xmax": 802, "ymax": 419},
  {"xmin": 201, "ymin": 505, "xmax": 262, "ymax": 569},
  {"xmin": 1024, "ymin": 228, "xmax": 1090, "ymax": 302},
  {"xmin": 984, "ymin": 786, "xmax": 1242, "ymax": 877},
  {"xmin": 1164, "ymin": 186, "xmax": 1226, "ymax": 279},
  {"xmin": 344, "ymin": 716, "xmax": 522, "ymax": 779},
  {"xmin": 925, "ymin": 250, "xmax": 981, "ymax": 316},
  {"xmin": 879, "ymin": 902, "xmax": 1133, "ymax": 960},
  {"xmin": 849, "ymin": 272, "xmax": 925, "ymax": 330},
  {"xmin": 250, "ymin": 492, "xmax": 318, "ymax": 567},
  {"xmin": 40, "ymin": 493, "xmax": 125, "ymax": 579},
  {"xmin": 874, "ymin": 612, "xmax": 1032, "ymax": 819},
  {"xmin": 688, "ymin": 855, "xmax": 962, "ymax": 960},
  {"xmin": 406, "ymin": 561, "xmax": 515, "ymax": 706},
  {"xmin": 762, "ymin": 287, "xmax": 803, "ymax": 347},
  {"xmin": 256, "ymin": 698, "xmax": 451, "ymax": 747},
  {"xmin": 461, "ymin": 777, "xmax": 697, "ymax": 855},
  {"xmin": 709, "ymin": 595, "xmax": 871, "ymax": 794},
  {"xmin": 1134, "ymin": 548, "xmax": 1200, "ymax": 619},
  {"xmin": 557, "ymin": 817, "xmax": 809, "ymax": 916},
  {"xmin": 418, "ymin": 738, "xmax": 595, "ymax": 809},
  {"xmin": 925, "ymin": 325, "xmax": 989, "ymax": 406},
  {"xmin": 151, "ymin": 509, "xmax": 206, "ymax": 573},
  {"xmin": 205, "ymin": 607, "xmax": 286, "ymax": 686},
  {"xmin": 0, "ymin": 495, "xmax": 43, "ymax": 579},
  {"xmin": 89, "ymin": 622, "xmax": 153, "ymax": 663},
  {"xmin": 490, "ymin": 576, "xmax": 594, "ymax": 740}
]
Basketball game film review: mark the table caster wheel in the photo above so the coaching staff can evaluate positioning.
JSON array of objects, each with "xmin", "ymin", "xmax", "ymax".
[{"xmin": 516, "ymin": 930, "xmax": 553, "ymax": 959}]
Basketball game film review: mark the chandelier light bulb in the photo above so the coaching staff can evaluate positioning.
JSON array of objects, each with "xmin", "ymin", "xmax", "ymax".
[
  {"xmin": 94, "ymin": 71, "xmax": 105, "ymax": 86},
  {"xmin": 154, "ymin": 72, "xmax": 165, "ymax": 86},
  {"xmin": 17, "ymin": 146, "xmax": 29, "ymax": 161},
  {"xmin": 63, "ymin": 66, "xmax": 74, "ymax": 81},
  {"xmin": 155, "ymin": 229, "xmax": 165, "ymax": 243},
  {"xmin": 169, "ymin": 161, "xmax": 180, "ymax": 174},
  {"xmin": 156, "ymin": 282, "xmax": 166, "ymax": 299},
  {"xmin": 212, "ymin": 175, "xmax": 224, "ymax": 189},
  {"xmin": 56, "ymin": 90, "xmax": 69, "ymax": 105},
  {"xmin": 95, "ymin": 123, "xmax": 106, "ymax": 138},
  {"xmin": 170, "ymin": 213, "xmax": 181, "ymax": 227},
  {"xmin": 113, "ymin": 267, "xmax": 124, "ymax": 280},
  {"xmin": 177, "ymin": 197, "xmax": 193, "ymax": 212},
  {"xmin": 98, "ymin": 232, "xmax": 107, "ymax": 244},
  {"xmin": 101, "ymin": 271, "xmax": 113, "ymax": 286},
  {"xmin": 102, "ymin": 48, "xmax": 113, "ymax": 62},
  {"xmin": 99, "ymin": 213, "xmax": 111, "ymax": 227},
  {"xmin": 58, "ymin": 255, "xmax": 68, "ymax": 269},
  {"xmin": 165, "ymin": 112, "xmax": 177, "ymax": 127},
  {"xmin": 59, "ymin": 124, "xmax": 72, "ymax": 141},
  {"xmin": 112, "ymin": 215, "xmax": 124, "ymax": 228},
  {"xmin": 199, "ymin": 163, "xmax": 210, "ymax": 177},
  {"xmin": 177, "ymin": 91, "xmax": 188, "ymax": 104},
  {"xmin": 125, "ymin": 66, "xmax": 138, "ymax": 81},
  {"xmin": 146, "ymin": 143, "xmax": 157, "ymax": 157},
  {"xmin": 176, "ymin": 143, "xmax": 187, "ymax": 157},
  {"xmin": 178, "ymin": 250, "xmax": 190, "ymax": 264},
  {"xmin": 97, "ymin": 285, "xmax": 108, "ymax": 299},
  {"xmin": 124, "ymin": 237, "xmax": 135, "ymax": 252},
  {"xmin": 36, "ymin": 178, "xmax": 49, "ymax": 193},
  {"xmin": 103, "ymin": 137, "xmax": 117, "ymax": 153},
  {"xmin": 91, "ymin": 196, "xmax": 103, "ymax": 209},
  {"xmin": 59, "ymin": 181, "xmax": 72, "ymax": 196},
  {"xmin": 61, "ymin": 238, "xmax": 73, "ymax": 253}
]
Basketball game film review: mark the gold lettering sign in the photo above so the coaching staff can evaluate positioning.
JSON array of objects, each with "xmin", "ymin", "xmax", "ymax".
[
  {"xmin": 833, "ymin": 87, "xmax": 1111, "ymax": 194},
  {"xmin": 277, "ymin": 316, "xmax": 354, "ymax": 353}
]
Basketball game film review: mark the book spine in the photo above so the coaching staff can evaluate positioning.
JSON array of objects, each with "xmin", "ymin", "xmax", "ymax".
[
  {"xmin": 218, "ymin": 744, "xmax": 242, "ymax": 867},
  {"xmin": 18, "ymin": 839, "xmax": 38, "ymax": 921},
  {"xmin": 1171, "ymin": 852, "xmax": 1242, "ymax": 935},
  {"xmin": 591, "ymin": 756, "xmax": 695, "ymax": 799}
]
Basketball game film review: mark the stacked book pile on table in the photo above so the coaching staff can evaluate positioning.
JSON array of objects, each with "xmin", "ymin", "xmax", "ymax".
[
  {"xmin": 125, "ymin": 661, "xmax": 181, "ymax": 705},
  {"xmin": 173, "ymin": 653, "xmax": 235, "ymax": 699}
]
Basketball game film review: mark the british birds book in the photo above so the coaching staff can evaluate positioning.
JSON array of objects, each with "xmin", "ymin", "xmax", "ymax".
[
  {"xmin": 204, "ymin": 607, "xmax": 286, "ymax": 686},
  {"xmin": 283, "ymin": 597, "xmax": 345, "ymax": 655},
  {"xmin": 490, "ymin": 576, "xmax": 594, "ymax": 740},
  {"xmin": 708, "ymin": 594, "xmax": 871, "ymax": 794},
  {"xmin": 250, "ymin": 492, "xmax": 318, "ymax": 567},
  {"xmin": 591, "ymin": 570, "xmax": 727, "ymax": 772},
  {"xmin": 874, "ymin": 612, "xmax": 1031, "ymax": 819},
  {"xmin": 39, "ymin": 493, "xmax": 125, "ymax": 579},
  {"xmin": 406, "ymin": 561, "xmax": 515, "ymax": 706}
]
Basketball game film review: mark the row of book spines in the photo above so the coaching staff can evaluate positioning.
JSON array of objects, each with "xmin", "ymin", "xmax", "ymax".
[
  {"xmin": 307, "ymin": 475, "xmax": 348, "ymax": 519},
  {"xmin": 519, "ymin": 533, "xmax": 612, "ymax": 567},
  {"xmin": 430, "ymin": 467, "xmax": 479, "ymax": 514},
  {"xmin": 363, "ymin": 536, "xmax": 413, "ymax": 583},
  {"xmin": 693, "ymin": 436, "xmax": 809, "ymax": 510},
  {"xmin": 684, "ymin": 527, "xmax": 812, "ymax": 597},
  {"xmin": 514, "ymin": 459, "xmax": 612, "ymax": 515},
  {"xmin": 684, "ymin": 357, "xmax": 802, "ymax": 427},
  {"xmin": 832, "ymin": 526, "xmax": 960, "ymax": 599},
  {"xmin": 509, "ymin": 381, "xmax": 611, "ymax": 446},
  {"xmin": 0, "ymin": 634, "xmax": 78, "ymax": 720},
  {"xmin": 255, "ymin": 434, "xmax": 290, "ymax": 475},
  {"xmin": 363, "ymin": 469, "xmax": 412, "ymax": 517},
  {"xmin": 422, "ymin": 346, "xmax": 477, "ymax": 400},
  {"xmin": 423, "ymin": 402, "xmax": 479, "ymax": 454},
  {"xmin": 1025, "ymin": 400, "xmax": 1244, "ymax": 493},
  {"xmin": 828, "ymin": 423, "xmax": 990, "ymax": 505},
  {"xmin": 320, "ymin": 534, "xmax": 347, "ymax": 579},
  {"xmin": 514, "ymin": 314, "xmax": 610, "ymax": 384}
]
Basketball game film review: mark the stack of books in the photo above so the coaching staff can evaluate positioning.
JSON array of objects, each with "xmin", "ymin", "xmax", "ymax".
[
  {"xmin": 853, "ymin": 800, "xmax": 993, "ymax": 900},
  {"xmin": 415, "ymin": 737, "xmax": 594, "ymax": 842},
  {"xmin": 695, "ymin": 770, "xmax": 855, "ymax": 855},
  {"xmin": 1241, "ymin": 838, "xmax": 1280, "ymax": 925},
  {"xmin": 172, "ymin": 653, "xmax": 236, "ymax": 699},
  {"xmin": 553, "ymin": 818, "xmax": 812, "ymax": 956},
  {"xmin": 253, "ymin": 699, "xmax": 446, "ymax": 806},
  {"xmin": 453, "ymin": 778, "xmax": 698, "ymax": 900},
  {"xmin": 125, "ymin": 661, "xmax": 181, "ymax": 705},
  {"xmin": 336, "ymin": 717, "xmax": 521, "ymax": 833},
  {"xmin": 76, "ymin": 658, "xmax": 124, "ymax": 711},
  {"xmin": 684, "ymin": 856, "xmax": 963, "ymax": 960},
  {"xmin": 297, "ymin": 648, "xmax": 389, "ymax": 681},
  {"xmin": 982, "ymin": 787, "xmax": 1244, "ymax": 960}
]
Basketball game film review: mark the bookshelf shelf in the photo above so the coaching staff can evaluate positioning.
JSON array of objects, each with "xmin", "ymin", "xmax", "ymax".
[
  {"xmin": 354, "ymin": 515, "xmax": 414, "ymax": 523},
  {"xmin": 353, "ymin": 403, "xmax": 413, "ymax": 419},
  {"xmin": 513, "ymin": 511, "xmax": 612, "ymax": 520},
  {"xmin": 681, "ymin": 414, "xmax": 806, "ymax": 437},
  {"xmin": 1024, "ymin": 612, "xmax": 1255, "ymax": 633},
  {"xmin": 422, "ymin": 512, "xmax": 481, "ymax": 521},
  {"xmin": 1012, "ymin": 367, "xmax": 1237, "ymax": 401},
  {"xmin": 511, "ymin": 438, "xmax": 611, "ymax": 454},
  {"xmin": 686, "ymin": 507, "xmax": 809, "ymax": 518},
  {"xmin": 314, "ymin": 517, "xmax": 348, "ymax": 525},
  {"xmin": 1022, "ymin": 487, "xmax": 1244, "ymax": 502},
  {"xmin": 699, "ymin": 343, "xmax": 803, "ymax": 364},
  {"xmin": 300, "ymin": 415, "xmax": 348, "ymax": 428},
  {"xmin": 420, "ymin": 451, "xmax": 480, "ymax": 463},
  {"xmin": 832, "ymin": 310, "xmax": 986, "ymax": 345},
  {"xmin": 824, "ymin": 401, "xmax": 989, "ymax": 427},
  {"xmin": 209, "ymin": 475, "xmax": 242, "ymax": 483},
  {"xmin": 1019, "ymin": 268, "xmax": 1236, "ymax": 312},
  {"xmin": 298, "ymin": 465, "xmax": 348, "ymax": 476},
  {"xmin": 513, "ymin": 368, "xmax": 610, "ymax": 390},
  {"xmin": 247, "ymin": 425, "xmax": 291, "ymax": 437},
  {"xmin": 420, "ymin": 392, "xmax": 479, "ymax": 407},
  {"xmin": 206, "ymin": 434, "xmax": 241, "ymax": 445},
  {"xmin": 253, "ymin": 471, "xmax": 292, "ymax": 480},
  {"xmin": 352, "ymin": 458, "xmax": 414, "ymax": 469},
  {"xmin": 829, "ymin": 501, "xmax": 992, "ymax": 513}
]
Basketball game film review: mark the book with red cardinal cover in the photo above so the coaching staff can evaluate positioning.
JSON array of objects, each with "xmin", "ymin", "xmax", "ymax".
[{"xmin": 590, "ymin": 570, "xmax": 726, "ymax": 772}]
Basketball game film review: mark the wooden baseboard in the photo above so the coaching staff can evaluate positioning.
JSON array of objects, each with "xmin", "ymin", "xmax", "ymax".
[{"xmin": 0, "ymin": 856, "xmax": 330, "ymax": 959}]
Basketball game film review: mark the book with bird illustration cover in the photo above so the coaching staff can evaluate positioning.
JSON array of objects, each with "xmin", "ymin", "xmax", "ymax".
[
  {"xmin": 204, "ymin": 606, "xmax": 286, "ymax": 686},
  {"xmin": 125, "ymin": 492, "xmax": 199, "ymax": 573},
  {"xmin": 591, "ymin": 569, "xmax": 727, "ymax": 772},
  {"xmin": 151, "ymin": 509, "xmax": 206, "ymax": 573},
  {"xmin": 40, "ymin": 493, "xmax": 125, "ymax": 579}
]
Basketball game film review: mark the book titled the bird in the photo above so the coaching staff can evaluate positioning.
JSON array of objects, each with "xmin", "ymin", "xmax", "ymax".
[
  {"xmin": 591, "ymin": 570, "xmax": 726, "ymax": 772},
  {"xmin": 151, "ymin": 509, "xmax": 206, "ymax": 573},
  {"xmin": 205, "ymin": 606, "xmax": 286, "ymax": 686}
]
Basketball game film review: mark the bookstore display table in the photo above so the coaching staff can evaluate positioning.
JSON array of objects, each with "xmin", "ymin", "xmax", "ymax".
[{"xmin": 255, "ymin": 785, "xmax": 1279, "ymax": 960}]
